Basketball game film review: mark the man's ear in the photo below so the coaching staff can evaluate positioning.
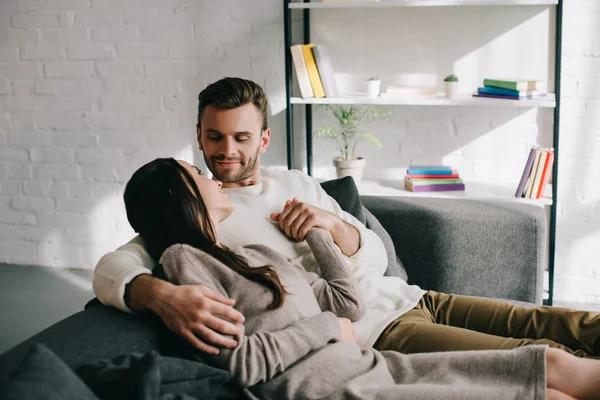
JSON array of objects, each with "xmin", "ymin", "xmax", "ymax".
[
  {"xmin": 196, "ymin": 125, "xmax": 204, "ymax": 151},
  {"xmin": 260, "ymin": 128, "xmax": 271, "ymax": 154}
]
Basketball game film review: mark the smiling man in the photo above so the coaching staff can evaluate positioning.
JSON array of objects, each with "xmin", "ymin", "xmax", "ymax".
[
  {"xmin": 94, "ymin": 77, "xmax": 600, "ymax": 361},
  {"xmin": 198, "ymin": 103, "xmax": 265, "ymax": 187}
]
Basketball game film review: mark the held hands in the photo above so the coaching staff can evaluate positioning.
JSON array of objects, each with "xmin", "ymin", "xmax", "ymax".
[
  {"xmin": 269, "ymin": 198, "xmax": 340, "ymax": 242},
  {"xmin": 152, "ymin": 283, "xmax": 245, "ymax": 355},
  {"xmin": 337, "ymin": 317, "xmax": 357, "ymax": 343}
]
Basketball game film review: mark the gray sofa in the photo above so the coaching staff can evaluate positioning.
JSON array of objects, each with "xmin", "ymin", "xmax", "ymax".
[{"xmin": 0, "ymin": 194, "xmax": 547, "ymax": 398}]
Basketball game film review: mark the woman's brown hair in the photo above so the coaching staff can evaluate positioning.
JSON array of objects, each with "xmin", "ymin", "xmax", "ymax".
[{"xmin": 123, "ymin": 158, "xmax": 286, "ymax": 309}]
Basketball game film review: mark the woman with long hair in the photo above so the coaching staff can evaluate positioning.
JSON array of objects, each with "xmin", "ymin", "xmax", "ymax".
[{"xmin": 124, "ymin": 157, "xmax": 600, "ymax": 400}]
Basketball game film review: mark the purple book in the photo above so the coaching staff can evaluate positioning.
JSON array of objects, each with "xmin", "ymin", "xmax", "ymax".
[
  {"xmin": 406, "ymin": 183, "xmax": 465, "ymax": 192},
  {"xmin": 472, "ymin": 93, "xmax": 546, "ymax": 100},
  {"xmin": 515, "ymin": 147, "xmax": 538, "ymax": 198}
]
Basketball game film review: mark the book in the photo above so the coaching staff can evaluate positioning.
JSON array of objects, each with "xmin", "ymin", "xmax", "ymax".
[
  {"xmin": 477, "ymin": 86, "xmax": 544, "ymax": 98},
  {"xmin": 472, "ymin": 93, "xmax": 546, "ymax": 101},
  {"xmin": 524, "ymin": 149, "xmax": 543, "ymax": 198},
  {"xmin": 406, "ymin": 170, "xmax": 459, "ymax": 179},
  {"xmin": 382, "ymin": 85, "xmax": 437, "ymax": 97},
  {"xmin": 405, "ymin": 182, "xmax": 465, "ymax": 192},
  {"xmin": 407, "ymin": 165, "xmax": 453, "ymax": 175},
  {"xmin": 405, "ymin": 178, "xmax": 463, "ymax": 186},
  {"xmin": 290, "ymin": 45, "xmax": 314, "ymax": 99},
  {"xmin": 322, "ymin": 0, "xmax": 380, "ymax": 2},
  {"xmin": 530, "ymin": 150, "xmax": 548, "ymax": 199},
  {"xmin": 311, "ymin": 45, "xmax": 338, "ymax": 98},
  {"xmin": 515, "ymin": 147, "xmax": 538, "ymax": 198},
  {"xmin": 537, "ymin": 149, "xmax": 554, "ymax": 199},
  {"xmin": 483, "ymin": 78, "xmax": 545, "ymax": 91},
  {"xmin": 301, "ymin": 44, "xmax": 325, "ymax": 98}
]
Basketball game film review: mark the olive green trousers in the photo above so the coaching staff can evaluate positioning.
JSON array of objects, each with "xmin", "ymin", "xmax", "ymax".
[{"xmin": 374, "ymin": 291, "xmax": 600, "ymax": 358}]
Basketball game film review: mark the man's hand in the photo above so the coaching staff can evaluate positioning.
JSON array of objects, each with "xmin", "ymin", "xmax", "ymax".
[
  {"xmin": 270, "ymin": 198, "xmax": 360, "ymax": 256},
  {"xmin": 337, "ymin": 317, "xmax": 357, "ymax": 343},
  {"xmin": 126, "ymin": 275, "xmax": 245, "ymax": 355},
  {"xmin": 270, "ymin": 198, "xmax": 336, "ymax": 242}
]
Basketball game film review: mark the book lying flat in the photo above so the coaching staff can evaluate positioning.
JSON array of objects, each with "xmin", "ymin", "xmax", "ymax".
[
  {"xmin": 472, "ymin": 93, "xmax": 547, "ymax": 101},
  {"xmin": 407, "ymin": 165, "xmax": 453, "ymax": 175},
  {"xmin": 406, "ymin": 171, "xmax": 459, "ymax": 179},
  {"xmin": 405, "ymin": 178, "xmax": 463, "ymax": 186},
  {"xmin": 483, "ymin": 78, "xmax": 545, "ymax": 91},
  {"xmin": 478, "ymin": 86, "xmax": 544, "ymax": 98},
  {"xmin": 405, "ymin": 182, "xmax": 465, "ymax": 192}
]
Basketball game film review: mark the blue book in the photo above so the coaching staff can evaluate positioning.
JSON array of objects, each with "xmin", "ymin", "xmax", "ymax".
[
  {"xmin": 407, "ymin": 165, "xmax": 453, "ymax": 175},
  {"xmin": 477, "ymin": 86, "xmax": 542, "ymax": 98}
]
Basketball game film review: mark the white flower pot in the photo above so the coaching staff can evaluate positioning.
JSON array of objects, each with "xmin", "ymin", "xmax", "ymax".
[
  {"xmin": 366, "ymin": 80, "xmax": 381, "ymax": 98},
  {"xmin": 333, "ymin": 157, "xmax": 366, "ymax": 185},
  {"xmin": 445, "ymin": 81, "xmax": 459, "ymax": 99}
]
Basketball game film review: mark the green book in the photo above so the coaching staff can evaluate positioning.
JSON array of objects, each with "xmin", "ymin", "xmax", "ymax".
[
  {"xmin": 483, "ymin": 78, "xmax": 544, "ymax": 91},
  {"xmin": 405, "ymin": 178, "xmax": 463, "ymax": 186}
]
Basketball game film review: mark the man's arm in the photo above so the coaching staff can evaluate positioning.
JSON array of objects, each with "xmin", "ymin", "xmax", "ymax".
[
  {"xmin": 93, "ymin": 236, "xmax": 156, "ymax": 312},
  {"xmin": 93, "ymin": 237, "xmax": 245, "ymax": 354}
]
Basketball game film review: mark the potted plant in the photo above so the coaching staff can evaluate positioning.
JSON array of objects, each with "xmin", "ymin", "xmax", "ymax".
[
  {"xmin": 315, "ymin": 104, "xmax": 391, "ymax": 184},
  {"xmin": 366, "ymin": 76, "xmax": 381, "ymax": 98},
  {"xmin": 444, "ymin": 73, "xmax": 459, "ymax": 99}
]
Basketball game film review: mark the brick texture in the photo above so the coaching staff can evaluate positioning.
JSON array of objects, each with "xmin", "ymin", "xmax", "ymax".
[{"xmin": 0, "ymin": 0, "xmax": 596, "ymax": 308}]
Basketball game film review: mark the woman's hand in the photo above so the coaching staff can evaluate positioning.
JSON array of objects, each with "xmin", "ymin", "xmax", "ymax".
[{"xmin": 337, "ymin": 317, "xmax": 357, "ymax": 343}]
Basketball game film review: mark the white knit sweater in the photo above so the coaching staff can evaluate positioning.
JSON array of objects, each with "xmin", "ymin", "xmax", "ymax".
[{"xmin": 93, "ymin": 168, "xmax": 425, "ymax": 347}]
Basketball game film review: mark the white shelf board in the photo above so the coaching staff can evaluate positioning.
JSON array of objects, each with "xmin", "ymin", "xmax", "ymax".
[
  {"xmin": 289, "ymin": 0, "xmax": 558, "ymax": 9},
  {"xmin": 357, "ymin": 180, "xmax": 552, "ymax": 207},
  {"xmin": 291, "ymin": 94, "xmax": 556, "ymax": 108}
]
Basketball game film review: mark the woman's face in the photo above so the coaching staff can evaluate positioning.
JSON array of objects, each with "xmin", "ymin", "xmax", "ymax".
[{"xmin": 177, "ymin": 160, "xmax": 235, "ymax": 224}]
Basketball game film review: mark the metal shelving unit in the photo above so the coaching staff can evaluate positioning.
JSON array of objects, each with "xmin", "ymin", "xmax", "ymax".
[{"xmin": 282, "ymin": 0, "xmax": 563, "ymax": 305}]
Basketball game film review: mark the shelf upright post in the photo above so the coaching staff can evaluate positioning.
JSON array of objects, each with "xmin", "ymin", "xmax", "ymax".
[
  {"xmin": 284, "ymin": 0, "xmax": 294, "ymax": 170},
  {"xmin": 303, "ymin": 0, "xmax": 313, "ymax": 176},
  {"xmin": 547, "ymin": 0, "xmax": 563, "ymax": 306}
]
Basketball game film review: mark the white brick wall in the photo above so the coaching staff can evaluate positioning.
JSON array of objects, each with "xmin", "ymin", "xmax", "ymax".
[
  {"xmin": 0, "ymin": 0, "xmax": 597, "ymax": 304},
  {"xmin": 0, "ymin": 0, "xmax": 286, "ymax": 270},
  {"xmin": 553, "ymin": 0, "xmax": 600, "ymax": 305}
]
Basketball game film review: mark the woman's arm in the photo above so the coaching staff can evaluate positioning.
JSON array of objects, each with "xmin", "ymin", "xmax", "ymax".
[
  {"xmin": 159, "ymin": 244, "xmax": 342, "ymax": 387},
  {"xmin": 296, "ymin": 228, "xmax": 365, "ymax": 321},
  {"xmin": 211, "ymin": 312, "xmax": 341, "ymax": 387}
]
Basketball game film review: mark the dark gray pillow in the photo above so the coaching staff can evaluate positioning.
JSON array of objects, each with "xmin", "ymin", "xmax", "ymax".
[
  {"xmin": 320, "ymin": 176, "xmax": 408, "ymax": 280},
  {"xmin": 2, "ymin": 343, "xmax": 98, "ymax": 400},
  {"xmin": 362, "ymin": 206, "xmax": 408, "ymax": 281}
]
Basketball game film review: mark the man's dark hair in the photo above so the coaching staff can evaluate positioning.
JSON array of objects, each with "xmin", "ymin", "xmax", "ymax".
[{"xmin": 197, "ymin": 77, "xmax": 268, "ymax": 131}]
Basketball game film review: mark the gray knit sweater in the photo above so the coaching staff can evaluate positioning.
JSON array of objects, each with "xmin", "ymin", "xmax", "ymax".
[{"xmin": 159, "ymin": 228, "xmax": 546, "ymax": 400}]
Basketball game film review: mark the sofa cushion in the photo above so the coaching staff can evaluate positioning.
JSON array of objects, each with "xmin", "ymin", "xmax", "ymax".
[
  {"xmin": 320, "ymin": 176, "xmax": 408, "ymax": 280},
  {"xmin": 1, "ymin": 343, "xmax": 98, "ymax": 400}
]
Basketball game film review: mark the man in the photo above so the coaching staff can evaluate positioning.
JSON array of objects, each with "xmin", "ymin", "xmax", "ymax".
[{"xmin": 94, "ymin": 77, "xmax": 600, "ymax": 358}]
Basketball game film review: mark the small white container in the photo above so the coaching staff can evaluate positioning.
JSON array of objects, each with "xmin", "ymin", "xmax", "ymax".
[
  {"xmin": 366, "ymin": 80, "xmax": 381, "ymax": 98},
  {"xmin": 445, "ymin": 81, "xmax": 459, "ymax": 99}
]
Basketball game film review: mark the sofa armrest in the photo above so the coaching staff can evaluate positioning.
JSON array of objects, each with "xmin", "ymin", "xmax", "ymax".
[
  {"xmin": 361, "ymin": 196, "xmax": 547, "ymax": 305},
  {"xmin": 0, "ymin": 303, "xmax": 165, "ymax": 379}
]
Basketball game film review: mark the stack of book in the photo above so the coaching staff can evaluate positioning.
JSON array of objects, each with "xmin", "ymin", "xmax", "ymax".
[
  {"xmin": 472, "ymin": 78, "xmax": 547, "ymax": 101},
  {"xmin": 515, "ymin": 146, "xmax": 554, "ymax": 199},
  {"xmin": 380, "ymin": 85, "xmax": 437, "ymax": 99},
  {"xmin": 290, "ymin": 44, "xmax": 338, "ymax": 99},
  {"xmin": 404, "ymin": 165, "xmax": 465, "ymax": 192}
]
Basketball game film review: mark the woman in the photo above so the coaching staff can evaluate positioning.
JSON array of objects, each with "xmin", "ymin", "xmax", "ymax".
[{"xmin": 124, "ymin": 157, "xmax": 600, "ymax": 400}]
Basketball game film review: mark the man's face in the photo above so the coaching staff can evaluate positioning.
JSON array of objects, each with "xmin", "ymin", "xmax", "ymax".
[{"xmin": 197, "ymin": 103, "xmax": 270, "ymax": 188}]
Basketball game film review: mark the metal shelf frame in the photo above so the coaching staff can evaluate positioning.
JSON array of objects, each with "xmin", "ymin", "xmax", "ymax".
[{"xmin": 282, "ymin": 0, "xmax": 563, "ymax": 305}]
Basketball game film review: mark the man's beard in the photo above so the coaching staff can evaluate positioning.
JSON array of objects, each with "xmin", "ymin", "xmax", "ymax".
[{"xmin": 204, "ymin": 146, "xmax": 260, "ymax": 183}]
